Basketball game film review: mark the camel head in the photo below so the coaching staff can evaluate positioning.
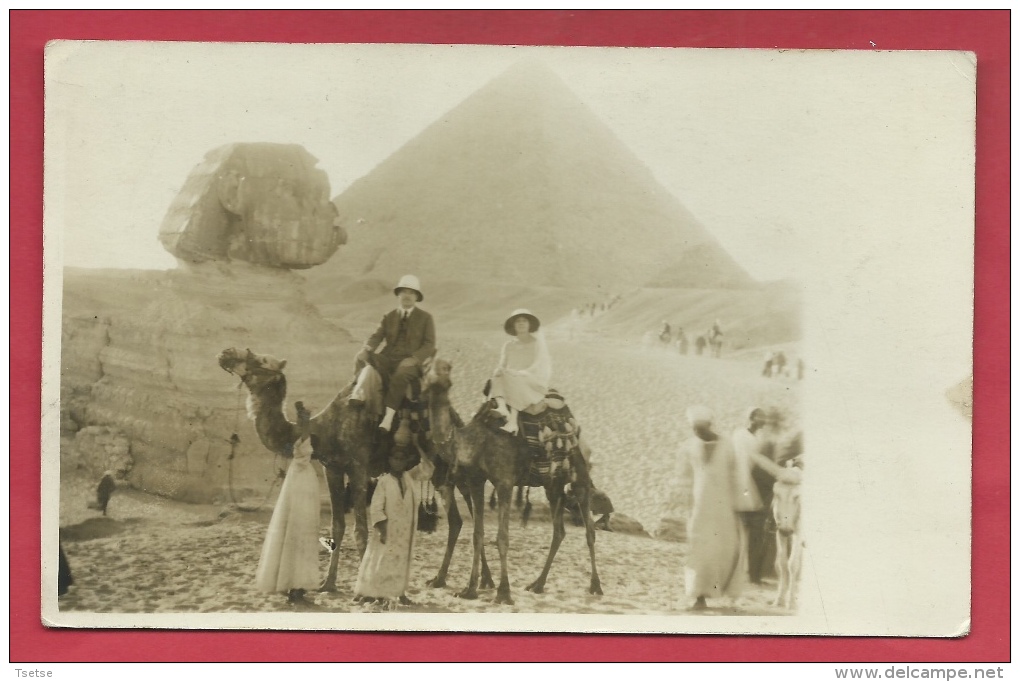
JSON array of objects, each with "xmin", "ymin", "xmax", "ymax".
[
  {"xmin": 772, "ymin": 475, "xmax": 802, "ymax": 537},
  {"xmin": 217, "ymin": 347, "xmax": 288, "ymax": 391},
  {"xmin": 422, "ymin": 356, "xmax": 454, "ymax": 394}
]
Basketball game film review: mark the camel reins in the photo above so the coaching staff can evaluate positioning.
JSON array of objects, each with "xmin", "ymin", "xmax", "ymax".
[{"xmin": 225, "ymin": 375, "xmax": 285, "ymax": 512}]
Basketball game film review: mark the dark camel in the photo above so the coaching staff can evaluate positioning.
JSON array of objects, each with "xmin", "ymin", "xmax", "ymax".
[
  {"xmin": 217, "ymin": 347, "xmax": 375, "ymax": 592},
  {"xmin": 422, "ymin": 359, "xmax": 603, "ymax": 605},
  {"xmin": 417, "ymin": 359, "xmax": 496, "ymax": 595}
]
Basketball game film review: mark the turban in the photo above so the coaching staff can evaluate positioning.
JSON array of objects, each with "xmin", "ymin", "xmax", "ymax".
[{"xmin": 686, "ymin": 406, "xmax": 714, "ymax": 428}]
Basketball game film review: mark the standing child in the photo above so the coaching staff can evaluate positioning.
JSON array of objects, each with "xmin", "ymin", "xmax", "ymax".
[
  {"xmin": 255, "ymin": 402, "xmax": 322, "ymax": 604},
  {"xmin": 354, "ymin": 446, "xmax": 435, "ymax": 606}
]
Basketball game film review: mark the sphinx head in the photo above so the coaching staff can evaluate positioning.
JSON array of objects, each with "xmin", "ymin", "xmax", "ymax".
[{"xmin": 161, "ymin": 143, "xmax": 346, "ymax": 269}]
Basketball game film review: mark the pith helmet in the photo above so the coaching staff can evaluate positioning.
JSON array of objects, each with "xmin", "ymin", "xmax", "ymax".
[
  {"xmin": 504, "ymin": 308, "xmax": 541, "ymax": 335},
  {"xmin": 393, "ymin": 274, "xmax": 423, "ymax": 302}
]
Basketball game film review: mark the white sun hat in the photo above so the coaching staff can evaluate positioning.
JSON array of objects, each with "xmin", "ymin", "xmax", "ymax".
[
  {"xmin": 504, "ymin": 308, "xmax": 541, "ymax": 335},
  {"xmin": 393, "ymin": 274, "xmax": 423, "ymax": 302}
]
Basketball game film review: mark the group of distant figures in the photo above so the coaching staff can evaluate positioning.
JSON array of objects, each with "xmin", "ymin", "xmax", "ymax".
[
  {"xmin": 762, "ymin": 350, "xmax": 804, "ymax": 380},
  {"xmin": 573, "ymin": 294, "xmax": 623, "ymax": 320},
  {"xmin": 644, "ymin": 321, "xmax": 805, "ymax": 380},
  {"xmin": 645, "ymin": 320, "xmax": 723, "ymax": 358}
]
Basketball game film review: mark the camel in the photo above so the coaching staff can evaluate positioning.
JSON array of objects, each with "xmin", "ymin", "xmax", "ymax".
[
  {"xmin": 415, "ymin": 359, "xmax": 497, "ymax": 595},
  {"xmin": 706, "ymin": 328, "xmax": 724, "ymax": 358},
  {"xmin": 422, "ymin": 359, "xmax": 602, "ymax": 604},
  {"xmin": 658, "ymin": 323, "xmax": 672, "ymax": 346},
  {"xmin": 217, "ymin": 347, "xmax": 376, "ymax": 592}
]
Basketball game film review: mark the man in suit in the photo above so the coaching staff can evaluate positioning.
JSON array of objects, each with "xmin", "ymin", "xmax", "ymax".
[{"xmin": 350, "ymin": 274, "xmax": 437, "ymax": 431}]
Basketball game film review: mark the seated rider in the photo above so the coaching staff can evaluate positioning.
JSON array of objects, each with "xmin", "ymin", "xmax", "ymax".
[
  {"xmin": 349, "ymin": 274, "xmax": 437, "ymax": 432},
  {"xmin": 489, "ymin": 308, "xmax": 552, "ymax": 435}
]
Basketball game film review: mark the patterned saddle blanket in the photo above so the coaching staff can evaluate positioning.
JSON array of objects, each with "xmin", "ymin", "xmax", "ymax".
[
  {"xmin": 357, "ymin": 365, "xmax": 430, "ymax": 425},
  {"xmin": 355, "ymin": 366, "xmax": 431, "ymax": 476},
  {"xmin": 516, "ymin": 389, "xmax": 582, "ymax": 484}
]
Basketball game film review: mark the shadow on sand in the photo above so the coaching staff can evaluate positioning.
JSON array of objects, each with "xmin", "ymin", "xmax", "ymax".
[{"xmin": 60, "ymin": 516, "xmax": 146, "ymax": 542}]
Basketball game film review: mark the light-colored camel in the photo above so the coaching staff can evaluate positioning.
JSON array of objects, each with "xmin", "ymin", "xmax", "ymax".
[
  {"xmin": 422, "ymin": 359, "xmax": 602, "ymax": 604},
  {"xmin": 217, "ymin": 347, "xmax": 376, "ymax": 592},
  {"xmin": 771, "ymin": 472, "xmax": 803, "ymax": 610}
]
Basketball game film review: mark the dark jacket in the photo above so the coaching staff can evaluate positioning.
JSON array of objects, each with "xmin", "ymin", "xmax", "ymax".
[{"xmin": 365, "ymin": 307, "xmax": 436, "ymax": 365}]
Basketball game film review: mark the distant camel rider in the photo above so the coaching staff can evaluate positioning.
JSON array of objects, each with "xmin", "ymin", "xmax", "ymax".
[
  {"xmin": 660, "ymin": 320, "xmax": 672, "ymax": 344},
  {"xmin": 675, "ymin": 327, "xmax": 689, "ymax": 355},
  {"xmin": 349, "ymin": 275, "xmax": 437, "ymax": 432}
]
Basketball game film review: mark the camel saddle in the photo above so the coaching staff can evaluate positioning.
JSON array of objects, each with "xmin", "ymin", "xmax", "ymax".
[
  {"xmin": 515, "ymin": 389, "xmax": 582, "ymax": 484},
  {"xmin": 355, "ymin": 362, "xmax": 432, "ymax": 446}
]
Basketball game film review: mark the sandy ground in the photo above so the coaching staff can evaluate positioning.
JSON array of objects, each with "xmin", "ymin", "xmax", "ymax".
[{"xmin": 58, "ymin": 334, "xmax": 801, "ymax": 617}]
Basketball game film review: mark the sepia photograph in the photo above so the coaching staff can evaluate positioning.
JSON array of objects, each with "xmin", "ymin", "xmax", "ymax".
[{"xmin": 41, "ymin": 40, "xmax": 975, "ymax": 636}]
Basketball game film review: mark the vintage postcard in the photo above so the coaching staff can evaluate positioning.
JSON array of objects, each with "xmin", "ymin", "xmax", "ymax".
[{"xmin": 42, "ymin": 41, "xmax": 975, "ymax": 635}]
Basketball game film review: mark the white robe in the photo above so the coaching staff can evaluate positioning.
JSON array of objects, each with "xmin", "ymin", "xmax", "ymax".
[
  {"xmin": 255, "ymin": 437, "xmax": 322, "ymax": 593},
  {"xmin": 354, "ymin": 457, "xmax": 435, "ymax": 599},
  {"xmin": 683, "ymin": 436, "xmax": 747, "ymax": 600}
]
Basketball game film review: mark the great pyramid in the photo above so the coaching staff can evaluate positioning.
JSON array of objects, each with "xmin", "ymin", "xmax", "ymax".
[{"xmin": 318, "ymin": 61, "xmax": 754, "ymax": 291}]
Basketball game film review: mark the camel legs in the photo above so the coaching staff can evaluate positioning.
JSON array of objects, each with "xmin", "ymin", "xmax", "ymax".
[
  {"xmin": 788, "ymin": 539, "xmax": 803, "ymax": 610},
  {"xmin": 526, "ymin": 484, "xmax": 566, "ymax": 594},
  {"xmin": 320, "ymin": 467, "xmax": 347, "ymax": 592},
  {"xmin": 349, "ymin": 463, "xmax": 369, "ymax": 559},
  {"xmin": 460, "ymin": 481, "xmax": 495, "ymax": 589},
  {"xmin": 427, "ymin": 482, "xmax": 460, "ymax": 589},
  {"xmin": 458, "ymin": 480, "xmax": 486, "ymax": 600},
  {"xmin": 494, "ymin": 483, "xmax": 514, "ymax": 605},
  {"xmin": 490, "ymin": 485, "xmax": 524, "ymax": 510},
  {"xmin": 773, "ymin": 533, "xmax": 793, "ymax": 608},
  {"xmin": 576, "ymin": 483, "xmax": 603, "ymax": 596},
  {"xmin": 433, "ymin": 480, "xmax": 494, "ymax": 592}
]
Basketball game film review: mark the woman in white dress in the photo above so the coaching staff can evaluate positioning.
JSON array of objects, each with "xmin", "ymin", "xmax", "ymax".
[
  {"xmin": 255, "ymin": 402, "xmax": 322, "ymax": 603},
  {"xmin": 489, "ymin": 308, "xmax": 552, "ymax": 434}
]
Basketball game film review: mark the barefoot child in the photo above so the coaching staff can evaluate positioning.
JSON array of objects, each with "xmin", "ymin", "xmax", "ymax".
[
  {"xmin": 255, "ymin": 402, "xmax": 322, "ymax": 603},
  {"xmin": 353, "ymin": 446, "xmax": 435, "ymax": 606}
]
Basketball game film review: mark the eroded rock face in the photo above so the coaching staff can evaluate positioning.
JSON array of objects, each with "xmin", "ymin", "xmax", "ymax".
[
  {"xmin": 61, "ymin": 264, "xmax": 356, "ymax": 504},
  {"xmin": 159, "ymin": 143, "xmax": 346, "ymax": 269},
  {"xmin": 73, "ymin": 426, "xmax": 134, "ymax": 478}
]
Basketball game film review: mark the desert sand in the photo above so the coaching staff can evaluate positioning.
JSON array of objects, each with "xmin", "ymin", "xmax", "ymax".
[{"xmin": 57, "ymin": 329, "xmax": 801, "ymax": 619}]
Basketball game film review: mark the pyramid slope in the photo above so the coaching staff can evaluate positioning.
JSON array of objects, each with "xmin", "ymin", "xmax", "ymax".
[{"xmin": 317, "ymin": 62, "xmax": 753, "ymax": 291}]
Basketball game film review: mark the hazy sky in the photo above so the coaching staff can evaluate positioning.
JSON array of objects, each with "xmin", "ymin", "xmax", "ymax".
[{"xmin": 46, "ymin": 42, "xmax": 974, "ymax": 286}]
